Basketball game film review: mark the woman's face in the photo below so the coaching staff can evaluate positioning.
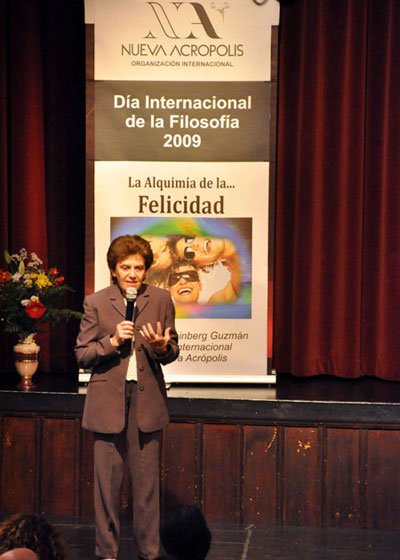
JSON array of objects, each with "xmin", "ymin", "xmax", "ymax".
[
  {"xmin": 111, "ymin": 254, "xmax": 146, "ymax": 295},
  {"xmin": 175, "ymin": 236, "xmax": 225, "ymax": 265},
  {"xmin": 168, "ymin": 264, "xmax": 201, "ymax": 304}
]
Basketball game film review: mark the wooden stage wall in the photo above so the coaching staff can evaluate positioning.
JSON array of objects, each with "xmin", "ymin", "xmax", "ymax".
[{"xmin": 1, "ymin": 412, "xmax": 399, "ymax": 530}]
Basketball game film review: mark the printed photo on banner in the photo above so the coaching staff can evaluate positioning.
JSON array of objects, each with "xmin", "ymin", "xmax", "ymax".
[{"xmin": 111, "ymin": 217, "xmax": 251, "ymax": 319}]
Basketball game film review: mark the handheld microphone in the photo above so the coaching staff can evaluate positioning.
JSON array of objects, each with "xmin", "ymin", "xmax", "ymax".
[{"xmin": 125, "ymin": 287, "xmax": 137, "ymax": 322}]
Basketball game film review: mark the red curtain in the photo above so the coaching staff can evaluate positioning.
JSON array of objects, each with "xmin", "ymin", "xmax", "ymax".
[
  {"xmin": 274, "ymin": 0, "xmax": 400, "ymax": 379},
  {"xmin": 0, "ymin": 0, "xmax": 85, "ymax": 374},
  {"xmin": 2, "ymin": 0, "xmax": 400, "ymax": 380}
]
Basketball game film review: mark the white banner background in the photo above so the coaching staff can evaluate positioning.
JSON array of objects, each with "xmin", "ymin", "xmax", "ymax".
[{"xmin": 86, "ymin": 0, "xmax": 279, "ymax": 382}]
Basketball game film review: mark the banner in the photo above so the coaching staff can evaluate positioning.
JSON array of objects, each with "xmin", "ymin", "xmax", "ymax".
[{"xmin": 86, "ymin": 0, "xmax": 279, "ymax": 383}]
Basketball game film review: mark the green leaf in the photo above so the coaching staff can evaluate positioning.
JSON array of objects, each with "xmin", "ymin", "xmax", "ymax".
[
  {"xmin": 18, "ymin": 260, "xmax": 25, "ymax": 275},
  {"xmin": 4, "ymin": 249, "xmax": 11, "ymax": 265}
]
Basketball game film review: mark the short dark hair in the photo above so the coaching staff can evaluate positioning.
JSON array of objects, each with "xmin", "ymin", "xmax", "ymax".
[
  {"xmin": 170, "ymin": 260, "xmax": 198, "ymax": 272},
  {"xmin": 107, "ymin": 235, "xmax": 154, "ymax": 273},
  {"xmin": 161, "ymin": 504, "xmax": 211, "ymax": 560},
  {"xmin": 0, "ymin": 514, "xmax": 65, "ymax": 560},
  {"xmin": 166, "ymin": 234, "xmax": 185, "ymax": 260}
]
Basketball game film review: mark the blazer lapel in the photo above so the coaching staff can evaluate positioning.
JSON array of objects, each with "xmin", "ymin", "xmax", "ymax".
[
  {"xmin": 108, "ymin": 283, "xmax": 151, "ymax": 320},
  {"xmin": 109, "ymin": 283, "xmax": 125, "ymax": 318},
  {"xmin": 135, "ymin": 283, "xmax": 150, "ymax": 319}
]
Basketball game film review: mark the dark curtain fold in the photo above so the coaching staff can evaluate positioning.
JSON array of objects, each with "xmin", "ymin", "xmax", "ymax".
[
  {"xmin": 0, "ymin": 0, "xmax": 85, "ymax": 374},
  {"xmin": 362, "ymin": 1, "xmax": 400, "ymax": 377},
  {"xmin": 274, "ymin": 0, "xmax": 400, "ymax": 379}
]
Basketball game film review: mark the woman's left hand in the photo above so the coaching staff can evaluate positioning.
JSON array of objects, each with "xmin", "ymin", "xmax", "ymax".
[{"xmin": 140, "ymin": 321, "xmax": 171, "ymax": 353}]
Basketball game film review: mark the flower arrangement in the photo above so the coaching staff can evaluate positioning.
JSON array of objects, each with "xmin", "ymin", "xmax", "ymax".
[{"xmin": 0, "ymin": 248, "xmax": 82, "ymax": 340}]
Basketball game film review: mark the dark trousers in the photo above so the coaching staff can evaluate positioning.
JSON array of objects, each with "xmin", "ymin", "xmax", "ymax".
[{"xmin": 93, "ymin": 381, "xmax": 162, "ymax": 560}]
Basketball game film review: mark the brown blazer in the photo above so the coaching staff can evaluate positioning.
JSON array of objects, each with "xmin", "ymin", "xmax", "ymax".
[{"xmin": 75, "ymin": 283, "xmax": 179, "ymax": 434}]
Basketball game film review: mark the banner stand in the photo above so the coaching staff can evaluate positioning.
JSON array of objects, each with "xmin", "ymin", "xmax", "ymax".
[{"xmin": 85, "ymin": 0, "xmax": 280, "ymax": 384}]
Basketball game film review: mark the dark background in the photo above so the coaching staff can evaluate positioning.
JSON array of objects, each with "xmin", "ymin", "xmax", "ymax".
[{"xmin": 95, "ymin": 81, "xmax": 270, "ymax": 161}]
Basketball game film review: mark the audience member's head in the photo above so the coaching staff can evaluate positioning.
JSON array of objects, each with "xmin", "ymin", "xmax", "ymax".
[
  {"xmin": 0, "ymin": 514, "xmax": 65, "ymax": 560},
  {"xmin": 161, "ymin": 504, "xmax": 211, "ymax": 560},
  {"xmin": 0, "ymin": 548, "xmax": 38, "ymax": 560}
]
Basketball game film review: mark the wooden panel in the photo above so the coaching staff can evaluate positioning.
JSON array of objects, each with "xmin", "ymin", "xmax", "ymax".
[
  {"xmin": 4, "ymin": 411, "xmax": 400, "ymax": 531},
  {"xmin": 242, "ymin": 425, "xmax": 278, "ymax": 524},
  {"xmin": 161, "ymin": 422, "xmax": 198, "ymax": 511},
  {"xmin": 325, "ymin": 428, "xmax": 361, "ymax": 528},
  {"xmin": 365, "ymin": 429, "xmax": 400, "ymax": 530},
  {"xmin": 282, "ymin": 427, "xmax": 321, "ymax": 526},
  {"xmin": 40, "ymin": 418, "xmax": 79, "ymax": 518},
  {"xmin": 0, "ymin": 416, "xmax": 37, "ymax": 514},
  {"xmin": 202, "ymin": 424, "xmax": 241, "ymax": 523}
]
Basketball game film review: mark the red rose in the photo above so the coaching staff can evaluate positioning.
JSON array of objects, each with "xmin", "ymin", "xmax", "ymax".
[
  {"xmin": 25, "ymin": 300, "xmax": 46, "ymax": 319},
  {"xmin": 0, "ymin": 270, "xmax": 11, "ymax": 282}
]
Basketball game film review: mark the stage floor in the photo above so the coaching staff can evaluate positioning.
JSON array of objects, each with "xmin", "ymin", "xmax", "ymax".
[{"xmin": 56, "ymin": 523, "xmax": 400, "ymax": 560}]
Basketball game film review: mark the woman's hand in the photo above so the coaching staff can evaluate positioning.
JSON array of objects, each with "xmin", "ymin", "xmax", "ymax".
[
  {"xmin": 110, "ymin": 320, "xmax": 134, "ymax": 347},
  {"xmin": 140, "ymin": 321, "xmax": 171, "ymax": 354}
]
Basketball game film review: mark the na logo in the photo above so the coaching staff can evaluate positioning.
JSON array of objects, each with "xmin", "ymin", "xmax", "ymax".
[{"xmin": 145, "ymin": 2, "xmax": 222, "ymax": 39}]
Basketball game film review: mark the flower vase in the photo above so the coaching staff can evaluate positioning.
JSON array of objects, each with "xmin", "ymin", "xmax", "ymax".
[{"xmin": 13, "ymin": 334, "xmax": 40, "ymax": 390}]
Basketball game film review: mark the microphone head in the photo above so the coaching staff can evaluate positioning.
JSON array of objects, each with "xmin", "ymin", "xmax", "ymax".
[{"xmin": 126, "ymin": 287, "xmax": 137, "ymax": 301}]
